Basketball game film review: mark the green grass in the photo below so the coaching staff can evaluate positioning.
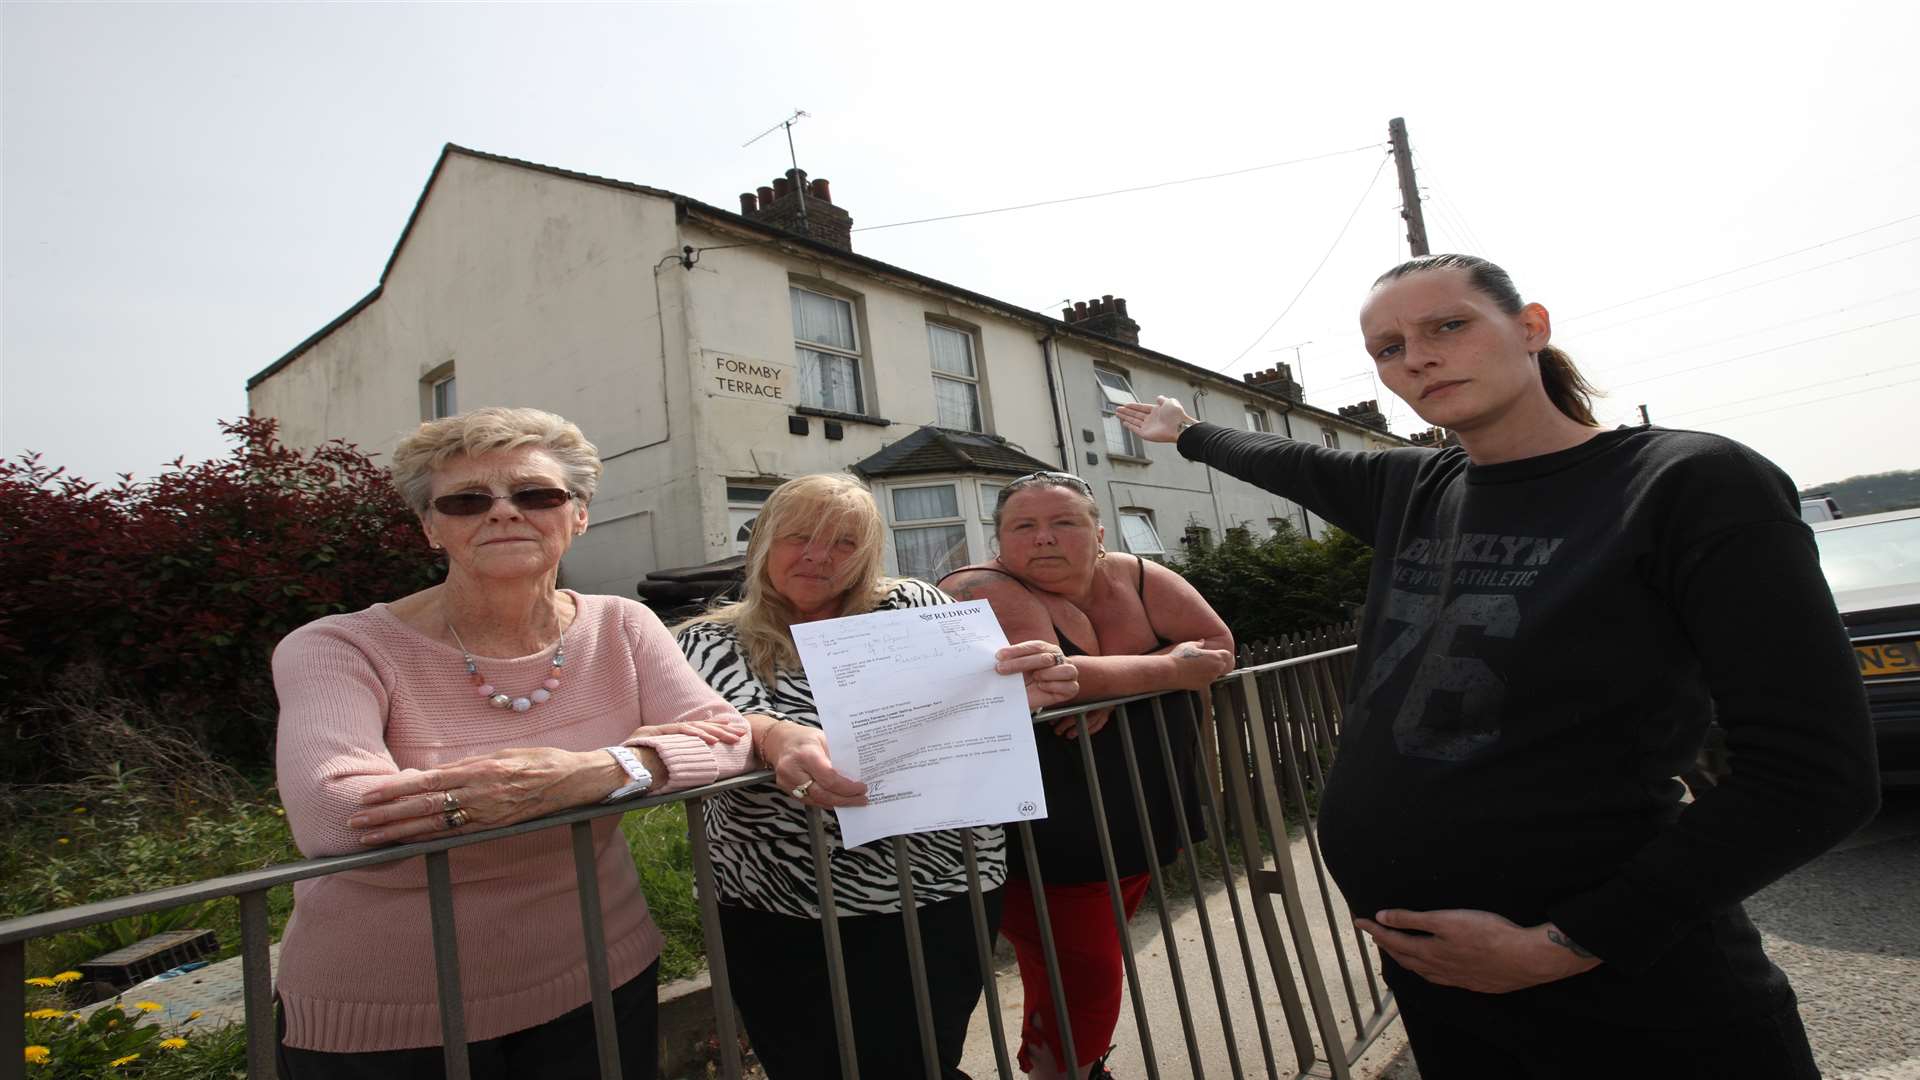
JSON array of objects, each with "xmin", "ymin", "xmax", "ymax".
[
  {"xmin": 624, "ymin": 804, "xmax": 704, "ymax": 982},
  {"xmin": 1, "ymin": 781, "xmax": 300, "ymax": 979}
]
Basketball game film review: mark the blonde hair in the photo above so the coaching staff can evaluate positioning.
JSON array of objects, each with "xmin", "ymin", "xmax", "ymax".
[
  {"xmin": 686, "ymin": 474, "xmax": 893, "ymax": 681},
  {"xmin": 390, "ymin": 407, "xmax": 604, "ymax": 515}
]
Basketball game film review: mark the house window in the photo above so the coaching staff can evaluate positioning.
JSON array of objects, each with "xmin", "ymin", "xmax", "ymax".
[
  {"xmin": 1184, "ymin": 524, "xmax": 1214, "ymax": 551},
  {"xmin": 431, "ymin": 375, "xmax": 457, "ymax": 420},
  {"xmin": 1245, "ymin": 407, "xmax": 1269, "ymax": 433},
  {"xmin": 1095, "ymin": 368, "xmax": 1145, "ymax": 458},
  {"xmin": 890, "ymin": 484, "xmax": 970, "ymax": 581},
  {"xmin": 1322, "ymin": 429, "xmax": 1341, "ymax": 450},
  {"xmin": 928, "ymin": 323, "xmax": 983, "ymax": 432},
  {"xmin": 977, "ymin": 482, "xmax": 1004, "ymax": 523},
  {"xmin": 726, "ymin": 484, "xmax": 775, "ymax": 554},
  {"xmin": 791, "ymin": 286, "xmax": 864, "ymax": 414},
  {"xmin": 1117, "ymin": 508, "xmax": 1165, "ymax": 558}
]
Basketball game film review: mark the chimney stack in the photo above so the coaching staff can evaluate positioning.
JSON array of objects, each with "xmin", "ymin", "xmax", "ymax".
[
  {"xmin": 1242, "ymin": 363, "xmax": 1305, "ymax": 404},
  {"xmin": 1060, "ymin": 294, "xmax": 1141, "ymax": 345},
  {"xmin": 738, "ymin": 169, "xmax": 854, "ymax": 251},
  {"xmin": 1337, "ymin": 399, "xmax": 1391, "ymax": 432},
  {"xmin": 1408, "ymin": 426, "xmax": 1458, "ymax": 448}
]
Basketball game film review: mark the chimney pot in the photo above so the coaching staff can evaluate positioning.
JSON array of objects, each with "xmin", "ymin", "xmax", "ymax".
[
  {"xmin": 756, "ymin": 186, "xmax": 775, "ymax": 211},
  {"xmin": 1102, "ymin": 294, "xmax": 1114, "ymax": 307},
  {"xmin": 1115, "ymin": 298, "xmax": 1129, "ymax": 317},
  {"xmin": 1074, "ymin": 301, "xmax": 1089, "ymax": 318},
  {"xmin": 739, "ymin": 193, "xmax": 758, "ymax": 215},
  {"xmin": 809, "ymin": 178, "xmax": 832, "ymax": 203},
  {"xmin": 785, "ymin": 167, "xmax": 807, "ymax": 188},
  {"xmin": 772, "ymin": 177, "xmax": 792, "ymax": 200},
  {"xmin": 1062, "ymin": 307, "xmax": 1075, "ymax": 321}
]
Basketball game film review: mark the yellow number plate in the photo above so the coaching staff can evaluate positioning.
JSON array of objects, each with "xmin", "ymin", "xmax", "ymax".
[{"xmin": 1856, "ymin": 639, "xmax": 1920, "ymax": 679}]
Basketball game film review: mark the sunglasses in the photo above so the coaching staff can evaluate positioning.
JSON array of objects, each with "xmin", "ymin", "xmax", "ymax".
[
  {"xmin": 999, "ymin": 471, "xmax": 1094, "ymax": 504},
  {"xmin": 431, "ymin": 488, "xmax": 574, "ymax": 516}
]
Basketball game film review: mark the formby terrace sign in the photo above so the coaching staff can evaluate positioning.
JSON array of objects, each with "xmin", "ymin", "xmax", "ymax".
[{"xmin": 705, "ymin": 351, "xmax": 790, "ymax": 403}]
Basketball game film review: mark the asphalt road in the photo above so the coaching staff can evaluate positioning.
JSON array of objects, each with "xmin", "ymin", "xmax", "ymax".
[{"xmin": 1747, "ymin": 787, "xmax": 1920, "ymax": 1079}]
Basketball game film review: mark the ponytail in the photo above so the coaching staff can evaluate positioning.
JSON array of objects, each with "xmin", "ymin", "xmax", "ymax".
[{"xmin": 1537, "ymin": 345, "xmax": 1599, "ymax": 427}]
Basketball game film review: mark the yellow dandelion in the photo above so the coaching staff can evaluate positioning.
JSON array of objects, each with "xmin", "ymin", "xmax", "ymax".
[
  {"xmin": 186, "ymin": 1010, "xmax": 203, "ymax": 1022},
  {"xmin": 109, "ymin": 1052, "xmax": 140, "ymax": 1067},
  {"xmin": 106, "ymin": 1018, "xmax": 118, "ymax": 1029},
  {"xmin": 133, "ymin": 1001, "xmax": 162, "ymax": 1013},
  {"xmin": 24, "ymin": 977, "xmax": 55, "ymax": 987},
  {"xmin": 158, "ymin": 1037, "xmax": 187, "ymax": 1050},
  {"xmin": 51, "ymin": 972, "xmax": 81, "ymax": 984},
  {"xmin": 55, "ymin": 837, "xmax": 70, "ymax": 846},
  {"xmin": 24, "ymin": 1045, "xmax": 50, "ymax": 1065},
  {"xmin": 272, "ymin": 807, "xmax": 285, "ymax": 816},
  {"xmin": 26, "ymin": 1008, "xmax": 64, "ymax": 1020}
]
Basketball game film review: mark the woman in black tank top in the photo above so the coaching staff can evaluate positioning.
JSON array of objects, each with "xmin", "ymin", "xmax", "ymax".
[{"xmin": 941, "ymin": 471, "xmax": 1234, "ymax": 1079}]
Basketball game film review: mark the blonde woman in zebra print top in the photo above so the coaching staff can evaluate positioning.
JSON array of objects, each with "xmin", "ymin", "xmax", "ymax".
[{"xmin": 675, "ymin": 474, "xmax": 1078, "ymax": 1078}]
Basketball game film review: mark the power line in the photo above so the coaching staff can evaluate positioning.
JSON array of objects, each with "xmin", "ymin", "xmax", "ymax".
[
  {"xmin": 1567, "ymin": 234, "xmax": 1920, "ymax": 337},
  {"xmin": 1221, "ymin": 151, "xmax": 1394, "ymax": 373},
  {"xmin": 1561, "ymin": 211, "xmax": 1920, "ymax": 323},
  {"xmin": 1584, "ymin": 286, "xmax": 1920, "ymax": 375},
  {"xmin": 851, "ymin": 142, "xmax": 1384, "ymax": 234},
  {"xmin": 1684, "ymin": 374, "xmax": 1920, "ymax": 427},
  {"xmin": 1662, "ymin": 364, "xmax": 1911, "ymax": 420},
  {"xmin": 1610, "ymin": 310, "xmax": 1920, "ymax": 389}
]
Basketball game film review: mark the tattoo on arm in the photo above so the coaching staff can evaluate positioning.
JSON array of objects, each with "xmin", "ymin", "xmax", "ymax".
[{"xmin": 1547, "ymin": 928, "xmax": 1595, "ymax": 959}]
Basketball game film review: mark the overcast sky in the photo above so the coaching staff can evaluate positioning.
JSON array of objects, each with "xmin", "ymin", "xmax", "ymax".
[{"xmin": 4, "ymin": 1, "xmax": 1916, "ymax": 492}]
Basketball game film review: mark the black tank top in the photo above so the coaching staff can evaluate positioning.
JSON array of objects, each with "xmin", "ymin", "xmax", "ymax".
[{"xmin": 941, "ymin": 560, "xmax": 1207, "ymax": 883}]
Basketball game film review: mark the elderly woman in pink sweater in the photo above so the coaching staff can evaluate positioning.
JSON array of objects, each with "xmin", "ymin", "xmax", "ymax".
[{"xmin": 271, "ymin": 407, "xmax": 756, "ymax": 1080}]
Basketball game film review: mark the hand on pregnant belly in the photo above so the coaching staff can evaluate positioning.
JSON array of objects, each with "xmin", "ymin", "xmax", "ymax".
[{"xmin": 1354, "ymin": 908, "xmax": 1602, "ymax": 993}]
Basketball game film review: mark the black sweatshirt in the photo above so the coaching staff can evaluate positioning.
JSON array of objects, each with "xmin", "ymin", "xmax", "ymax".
[{"xmin": 1178, "ymin": 422, "xmax": 1878, "ymax": 1013}]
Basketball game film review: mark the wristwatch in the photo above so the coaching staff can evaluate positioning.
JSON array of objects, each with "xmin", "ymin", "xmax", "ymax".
[{"xmin": 600, "ymin": 746, "xmax": 655, "ymax": 802}]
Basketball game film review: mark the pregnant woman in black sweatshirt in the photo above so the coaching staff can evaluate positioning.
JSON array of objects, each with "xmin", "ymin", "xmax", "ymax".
[{"xmin": 1117, "ymin": 254, "xmax": 1877, "ymax": 1079}]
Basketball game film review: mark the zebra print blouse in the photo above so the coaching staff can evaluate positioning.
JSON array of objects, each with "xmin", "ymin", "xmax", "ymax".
[{"xmin": 676, "ymin": 579, "xmax": 1009, "ymax": 918}]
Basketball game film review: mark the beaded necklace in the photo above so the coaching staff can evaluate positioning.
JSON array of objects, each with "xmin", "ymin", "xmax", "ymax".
[{"xmin": 446, "ymin": 621, "xmax": 566, "ymax": 712}]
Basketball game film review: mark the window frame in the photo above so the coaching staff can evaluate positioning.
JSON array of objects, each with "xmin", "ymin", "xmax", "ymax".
[
  {"xmin": 1095, "ymin": 367, "xmax": 1146, "ymax": 459},
  {"xmin": 1245, "ymin": 406, "xmax": 1269, "ymax": 433},
  {"xmin": 1322, "ymin": 428, "xmax": 1341, "ymax": 450},
  {"xmin": 790, "ymin": 283, "xmax": 868, "ymax": 415},
  {"xmin": 926, "ymin": 320, "xmax": 986, "ymax": 433},
  {"xmin": 884, "ymin": 481, "xmax": 972, "ymax": 581},
  {"xmin": 1116, "ymin": 506, "xmax": 1166, "ymax": 558}
]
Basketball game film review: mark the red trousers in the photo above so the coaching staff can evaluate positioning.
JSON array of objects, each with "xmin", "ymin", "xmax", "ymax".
[{"xmin": 999, "ymin": 873, "xmax": 1152, "ymax": 1073}]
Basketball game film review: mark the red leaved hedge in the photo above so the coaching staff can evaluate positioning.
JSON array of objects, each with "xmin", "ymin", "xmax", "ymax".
[{"xmin": 0, "ymin": 417, "xmax": 443, "ymax": 777}]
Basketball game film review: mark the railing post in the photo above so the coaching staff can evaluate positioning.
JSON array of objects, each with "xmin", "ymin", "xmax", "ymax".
[
  {"xmin": 1071, "ymin": 710, "xmax": 1162, "ymax": 1079},
  {"xmin": 1212, "ymin": 677, "xmax": 1315, "ymax": 1074},
  {"xmin": 806, "ymin": 806, "xmax": 860, "ymax": 1080},
  {"xmin": 960, "ymin": 832, "xmax": 1015, "ymax": 1080},
  {"xmin": 890, "ymin": 838, "xmax": 943, "ymax": 1080},
  {"xmin": 238, "ymin": 890, "xmax": 277, "ymax": 1080},
  {"xmin": 1116, "ymin": 699, "xmax": 1203, "ymax": 1078},
  {"xmin": 1231, "ymin": 674, "xmax": 1351, "ymax": 1080},
  {"xmin": 685, "ymin": 799, "xmax": 745, "ymax": 1079},
  {"xmin": 424, "ymin": 850, "xmax": 472, "ymax": 1080},
  {"xmin": 570, "ymin": 821, "xmax": 624, "ymax": 1080},
  {"xmin": 1014, "ymin": 820, "xmax": 1079, "ymax": 1075}
]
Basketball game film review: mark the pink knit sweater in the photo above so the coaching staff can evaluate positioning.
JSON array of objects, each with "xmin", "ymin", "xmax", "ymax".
[{"xmin": 272, "ymin": 592, "xmax": 753, "ymax": 1052}]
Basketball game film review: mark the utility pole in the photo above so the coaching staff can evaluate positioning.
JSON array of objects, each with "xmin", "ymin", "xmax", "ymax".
[{"xmin": 1388, "ymin": 117, "xmax": 1430, "ymax": 257}]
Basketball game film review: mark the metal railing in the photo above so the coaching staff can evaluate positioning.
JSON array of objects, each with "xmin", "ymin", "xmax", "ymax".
[{"xmin": 2, "ymin": 644, "xmax": 1391, "ymax": 1080}]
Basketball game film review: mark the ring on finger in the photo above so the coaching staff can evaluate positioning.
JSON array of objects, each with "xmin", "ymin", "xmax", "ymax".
[
  {"xmin": 790, "ymin": 779, "xmax": 815, "ymax": 800},
  {"xmin": 443, "ymin": 807, "xmax": 469, "ymax": 830},
  {"xmin": 1051, "ymin": 651, "xmax": 1067, "ymax": 667},
  {"xmin": 440, "ymin": 791, "xmax": 460, "ymax": 813}
]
